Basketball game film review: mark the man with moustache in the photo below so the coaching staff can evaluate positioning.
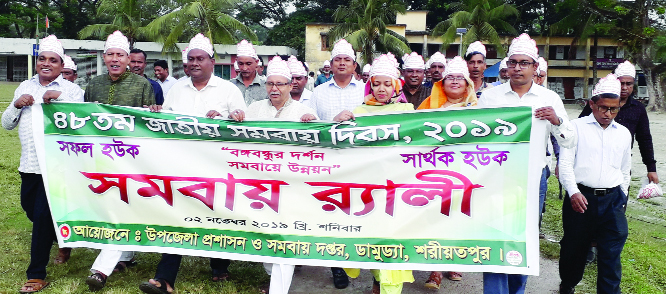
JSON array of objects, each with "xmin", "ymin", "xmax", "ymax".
[
  {"xmin": 83, "ymin": 31, "xmax": 155, "ymax": 291},
  {"xmin": 3, "ymin": 35, "xmax": 84, "ymax": 293},
  {"xmin": 129, "ymin": 48, "xmax": 164, "ymax": 104},
  {"xmin": 424, "ymin": 52, "xmax": 446, "ymax": 88},
  {"xmin": 479, "ymin": 33, "xmax": 575, "ymax": 294},
  {"xmin": 178, "ymin": 48, "xmax": 190, "ymax": 81},
  {"xmin": 491, "ymin": 57, "xmax": 509, "ymax": 86},
  {"xmin": 315, "ymin": 60, "xmax": 334, "ymax": 87},
  {"xmin": 559, "ymin": 74, "xmax": 631, "ymax": 294},
  {"xmin": 61, "ymin": 55, "xmax": 78, "ymax": 83},
  {"xmin": 231, "ymin": 40, "xmax": 268, "ymax": 105},
  {"xmin": 287, "ymin": 56, "xmax": 313, "ymax": 104},
  {"xmin": 465, "ymin": 41, "xmax": 493, "ymax": 97},
  {"xmin": 361, "ymin": 64, "xmax": 371, "ymax": 83},
  {"xmin": 401, "ymin": 52, "xmax": 431, "ymax": 108}
]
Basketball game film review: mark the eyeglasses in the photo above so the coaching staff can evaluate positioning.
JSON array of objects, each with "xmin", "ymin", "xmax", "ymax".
[
  {"xmin": 596, "ymin": 105, "xmax": 620, "ymax": 114},
  {"xmin": 444, "ymin": 76, "xmax": 466, "ymax": 81},
  {"xmin": 507, "ymin": 60, "xmax": 535, "ymax": 69},
  {"xmin": 266, "ymin": 82, "xmax": 290, "ymax": 88}
]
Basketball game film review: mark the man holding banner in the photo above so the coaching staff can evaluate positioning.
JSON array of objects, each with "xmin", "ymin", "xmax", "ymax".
[{"xmin": 478, "ymin": 33, "xmax": 576, "ymax": 294}]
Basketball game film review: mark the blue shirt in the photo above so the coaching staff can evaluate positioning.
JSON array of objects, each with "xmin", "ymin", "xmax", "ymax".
[
  {"xmin": 314, "ymin": 73, "xmax": 333, "ymax": 87},
  {"xmin": 145, "ymin": 75, "xmax": 164, "ymax": 105}
]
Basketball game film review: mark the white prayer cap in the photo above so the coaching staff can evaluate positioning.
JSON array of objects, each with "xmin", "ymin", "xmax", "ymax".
[
  {"xmin": 234, "ymin": 61, "xmax": 239, "ymax": 70},
  {"xmin": 187, "ymin": 33, "xmax": 214, "ymax": 57},
  {"xmin": 323, "ymin": 60, "xmax": 330, "ymax": 67},
  {"xmin": 499, "ymin": 57, "xmax": 509, "ymax": 70},
  {"xmin": 537, "ymin": 57, "xmax": 547, "ymax": 74},
  {"xmin": 427, "ymin": 52, "xmax": 446, "ymax": 67},
  {"xmin": 443, "ymin": 56, "xmax": 470, "ymax": 78},
  {"xmin": 63, "ymin": 55, "xmax": 77, "ymax": 71},
  {"xmin": 236, "ymin": 39, "xmax": 258, "ymax": 60},
  {"xmin": 614, "ymin": 61, "xmax": 636, "ymax": 78},
  {"xmin": 266, "ymin": 56, "xmax": 291, "ymax": 80},
  {"xmin": 369, "ymin": 53, "xmax": 400, "ymax": 79},
  {"xmin": 362, "ymin": 64, "xmax": 372, "ymax": 73},
  {"xmin": 104, "ymin": 31, "xmax": 130, "ymax": 55},
  {"xmin": 331, "ymin": 39, "xmax": 355, "ymax": 61},
  {"xmin": 258, "ymin": 60, "xmax": 263, "ymax": 66},
  {"xmin": 466, "ymin": 41, "xmax": 486, "ymax": 58},
  {"xmin": 508, "ymin": 33, "xmax": 539, "ymax": 61},
  {"xmin": 287, "ymin": 55, "xmax": 307, "ymax": 76},
  {"xmin": 39, "ymin": 35, "xmax": 65, "ymax": 61},
  {"xmin": 592, "ymin": 73, "xmax": 621, "ymax": 97},
  {"xmin": 182, "ymin": 47, "xmax": 188, "ymax": 63},
  {"xmin": 402, "ymin": 52, "xmax": 425, "ymax": 69}
]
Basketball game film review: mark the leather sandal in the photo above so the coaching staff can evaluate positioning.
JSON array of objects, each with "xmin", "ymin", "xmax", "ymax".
[
  {"xmin": 19, "ymin": 279, "xmax": 50, "ymax": 293},
  {"xmin": 54, "ymin": 248, "xmax": 72, "ymax": 265},
  {"xmin": 424, "ymin": 271, "xmax": 443, "ymax": 289},
  {"xmin": 86, "ymin": 272, "xmax": 107, "ymax": 291},
  {"xmin": 446, "ymin": 271, "xmax": 463, "ymax": 281},
  {"xmin": 139, "ymin": 278, "xmax": 173, "ymax": 294}
]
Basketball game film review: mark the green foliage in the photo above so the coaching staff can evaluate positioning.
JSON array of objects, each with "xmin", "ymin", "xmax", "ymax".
[
  {"xmin": 78, "ymin": 0, "xmax": 162, "ymax": 48},
  {"xmin": 265, "ymin": 10, "xmax": 315, "ymax": 59}
]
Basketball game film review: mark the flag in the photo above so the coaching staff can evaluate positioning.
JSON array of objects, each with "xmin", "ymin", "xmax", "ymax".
[{"xmin": 45, "ymin": 16, "xmax": 49, "ymax": 29}]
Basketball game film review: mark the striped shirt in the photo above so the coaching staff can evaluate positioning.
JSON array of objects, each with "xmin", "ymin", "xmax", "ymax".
[
  {"xmin": 231, "ymin": 74, "xmax": 268, "ymax": 106},
  {"xmin": 304, "ymin": 78, "xmax": 364, "ymax": 121},
  {"xmin": 2, "ymin": 75, "xmax": 84, "ymax": 173}
]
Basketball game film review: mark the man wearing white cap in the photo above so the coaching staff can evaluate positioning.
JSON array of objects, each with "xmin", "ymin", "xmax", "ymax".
[
  {"xmin": 139, "ymin": 34, "xmax": 246, "ymax": 294},
  {"xmin": 479, "ymin": 33, "xmax": 576, "ymax": 294},
  {"xmin": 402, "ymin": 52, "xmax": 431, "ymax": 108},
  {"xmin": 534, "ymin": 57, "xmax": 547, "ymax": 87},
  {"xmin": 314, "ymin": 60, "xmax": 333, "ymax": 87},
  {"xmin": 306, "ymin": 39, "xmax": 364, "ymax": 124},
  {"xmin": 233, "ymin": 60, "xmax": 240, "ymax": 76},
  {"xmin": 231, "ymin": 39, "xmax": 268, "ymax": 105},
  {"xmin": 491, "ymin": 57, "xmax": 510, "ymax": 86},
  {"xmin": 559, "ymin": 74, "xmax": 631, "ymax": 294},
  {"xmin": 580, "ymin": 60, "xmax": 659, "ymax": 184},
  {"xmin": 178, "ymin": 47, "xmax": 190, "ymax": 81},
  {"xmin": 425, "ymin": 52, "xmax": 446, "ymax": 87},
  {"xmin": 287, "ymin": 56, "xmax": 313, "ymax": 104},
  {"xmin": 257, "ymin": 57, "xmax": 266, "ymax": 80},
  {"xmin": 129, "ymin": 48, "xmax": 165, "ymax": 105},
  {"xmin": 84, "ymin": 31, "xmax": 155, "ymax": 291},
  {"xmin": 3, "ymin": 34, "xmax": 84, "ymax": 293},
  {"xmin": 361, "ymin": 63, "xmax": 371, "ymax": 83},
  {"xmin": 465, "ymin": 41, "xmax": 493, "ymax": 97},
  {"xmin": 61, "ymin": 55, "xmax": 78, "ymax": 83}
]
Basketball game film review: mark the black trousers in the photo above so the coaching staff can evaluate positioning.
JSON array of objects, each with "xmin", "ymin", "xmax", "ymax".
[
  {"xmin": 559, "ymin": 185, "xmax": 628, "ymax": 294},
  {"xmin": 20, "ymin": 172, "xmax": 57, "ymax": 280},
  {"xmin": 154, "ymin": 254, "xmax": 230, "ymax": 287}
]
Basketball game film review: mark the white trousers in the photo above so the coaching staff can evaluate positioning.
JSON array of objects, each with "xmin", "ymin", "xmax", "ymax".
[
  {"xmin": 90, "ymin": 250, "xmax": 134, "ymax": 276},
  {"xmin": 263, "ymin": 263, "xmax": 295, "ymax": 294}
]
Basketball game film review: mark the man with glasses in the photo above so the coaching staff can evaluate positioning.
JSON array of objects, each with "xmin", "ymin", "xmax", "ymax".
[
  {"xmin": 402, "ymin": 52, "xmax": 431, "ymax": 108},
  {"xmin": 559, "ymin": 74, "xmax": 631, "ymax": 294},
  {"xmin": 534, "ymin": 57, "xmax": 548, "ymax": 87},
  {"xmin": 287, "ymin": 56, "xmax": 312, "ymax": 104},
  {"xmin": 465, "ymin": 41, "xmax": 493, "ymax": 97},
  {"xmin": 479, "ymin": 33, "xmax": 575, "ymax": 294}
]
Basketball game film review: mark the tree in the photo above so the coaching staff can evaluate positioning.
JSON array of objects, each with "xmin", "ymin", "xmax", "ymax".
[
  {"xmin": 144, "ymin": 0, "xmax": 257, "ymax": 54},
  {"xmin": 78, "ymin": 0, "xmax": 161, "ymax": 48},
  {"xmin": 506, "ymin": 0, "xmax": 560, "ymax": 35},
  {"xmin": 264, "ymin": 10, "xmax": 315, "ymax": 59},
  {"xmin": 432, "ymin": 0, "xmax": 519, "ymax": 55},
  {"xmin": 327, "ymin": 0, "xmax": 411, "ymax": 65}
]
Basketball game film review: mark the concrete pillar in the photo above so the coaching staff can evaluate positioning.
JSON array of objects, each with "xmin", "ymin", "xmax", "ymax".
[
  {"xmin": 28, "ymin": 55, "xmax": 33, "ymax": 78},
  {"xmin": 423, "ymin": 35, "xmax": 428, "ymax": 57},
  {"xmin": 96, "ymin": 51, "xmax": 103, "ymax": 76},
  {"xmin": 167, "ymin": 56, "xmax": 173, "ymax": 76},
  {"xmin": 584, "ymin": 38, "xmax": 591, "ymax": 99},
  {"xmin": 544, "ymin": 37, "xmax": 550, "ymax": 60}
]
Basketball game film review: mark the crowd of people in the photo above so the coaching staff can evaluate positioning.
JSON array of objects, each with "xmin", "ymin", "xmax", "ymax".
[{"xmin": 1, "ymin": 28, "xmax": 659, "ymax": 294}]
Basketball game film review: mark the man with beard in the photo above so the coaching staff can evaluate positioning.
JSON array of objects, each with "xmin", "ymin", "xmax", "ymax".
[
  {"xmin": 465, "ymin": 41, "xmax": 493, "ymax": 97},
  {"xmin": 424, "ymin": 52, "xmax": 446, "ymax": 88},
  {"xmin": 315, "ymin": 60, "xmax": 333, "ymax": 87},
  {"xmin": 83, "ymin": 31, "xmax": 155, "ymax": 291},
  {"xmin": 231, "ymin": 40, "xmax": 268, "ymax": 105},
  {"xmin": 361, "ymin": 64, "xmax": 371, "ymax": 83},
  {"xmin": 61, "ymin": 55, "xmax": 78, "ymax": 83},
  {"xmin": 401, "ymin": 52, "xmax": 431, "ymax": 108},
  {"xmin": 129, "ymin": 48, "xmax": 164, "ymax": 104},
  {"xmin": 4, "ymin": 35, "xmax": 84, "ymax": 293},
  {"xmin": 491, "ymin": 57, "xmax": 509, "ymax": 86},
  {"xmin": 287, "ymin": 56, "xmax": 312, "ymax": 104}
]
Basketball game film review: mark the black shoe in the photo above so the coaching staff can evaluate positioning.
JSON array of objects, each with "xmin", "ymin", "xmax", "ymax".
[
  {"xmin": 586, "ymin": 246, "xmax": 597, "ymax": 264},
  {"xmin": 559, "ymin": 284, "xmax": 575, "ymax": 294},
  {"xmin": 331, "ymin": 267, "xmax": 349, "ymax": 289}
]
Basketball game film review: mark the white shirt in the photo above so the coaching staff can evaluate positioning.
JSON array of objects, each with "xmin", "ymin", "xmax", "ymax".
[
  {"xmin": 306, "ymin": 76, "xmax": 314, "ymax": 91},
  {"xmin": 162, "ymin": 76, "xmax": 247, "ymax": 118},
  {"xmin": 2, "ymin": 75, "xmax": 84, "ymax": 173},
  {"xmin": 246, "ymin": 98, "xmax": 319, "ymax": 120},
  {"xmin": 305, "ymin": 77, "xmax": 364, "ymax": 121},
  {"xmin": 295, "ymin": 89, "xmax": 313, "ymax": 104},
  {"xmin": 157, "ymin": 75, "xmax": 178, "ymax": 95},
  {"xmin": 478, "ymin": 81, "xmax": 575, "ymax": 169},
  {"xmin": 559, "ymin": 114, "xmax": 632, "ymax": 196}
]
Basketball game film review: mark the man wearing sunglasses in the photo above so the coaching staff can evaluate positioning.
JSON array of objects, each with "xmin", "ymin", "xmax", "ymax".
[{"xmin": 559, "ymin": 74, "xmax": 631, "ymax": 294}]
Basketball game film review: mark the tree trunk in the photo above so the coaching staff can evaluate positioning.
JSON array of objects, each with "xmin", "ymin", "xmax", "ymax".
[{"xmin": 643, "ymin": 66, "xmax": 659, "ymax": 111}]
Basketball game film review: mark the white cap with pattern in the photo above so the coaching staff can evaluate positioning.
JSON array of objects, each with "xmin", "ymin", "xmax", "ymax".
[
  {"xmin": 362, "ymin": 64, "xmax": 372, "ymax": 73},
  {"xmin": 614, "ymin": 61, "xmax": 636, "ymax": 78},
  {"xmin": 537, "ymin": 57, "xmax": 547, "ymax": 74},
  {"xmin": 323, "ymin": 60, "xmax": 330, "ymax": 67},
  {"xmin": 466, "ymin": 41, "xmax": 486, "ymax": 58},
  {"xmin": 443, "ymin": 56, "xmax": 470, "ymax": 78},
  {"xmin": 369, "ymin": 53, "xmax": 400, "ymax": 79},
  {"xmin": 288, "ymin": 55, "xmax": 307, "ymax": 76},
  {"xmin": 63, "ymin": 55, "xmax": 77, "ymax": 71},
  {"xmin": 499, "ymin": 57, "xmax": 509, "ymax": 70},
  {"xmin": 592, "ymin": 73, "xmax": 621, "ymax": 97},
  {"xmin": 266, "ymin": 56, "xmax": 292, "ymax": 80},
  {"xmin": 402, "ymin": 52, "xmax": 425, "ymax": 69},
  {"xmin": 104, "ymin": 31, "xmax": 130, "ymax": 55},
  {"xmin": 427, "ymin": 52, "xmax": 447, "ymax": 68},
  {"xmin": 187, "ymin": 34, "xmax": 214, "ymax": 57},
  {"xmin": 236, "ymin": 39, "xmax": 258, "ymax": 60},
  {"xmin": 182, "ymin": 47, "xmax": 189, "ymax": 63},
  {"xmin": 39, "ymin": 35, "xmax": 65, "ymax": 61},
  {"xmin": 331, "ymin": 39, "xmax": 355, "ymax": 61},
  {"xmin": 508, "ymin": 33, "xmax": 539, "ymax": 62}
]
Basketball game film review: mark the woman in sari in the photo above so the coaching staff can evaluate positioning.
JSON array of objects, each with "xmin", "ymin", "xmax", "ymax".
[{"xmin": 416, "ymin": 56, "xmax": 477, "ymax": 289}]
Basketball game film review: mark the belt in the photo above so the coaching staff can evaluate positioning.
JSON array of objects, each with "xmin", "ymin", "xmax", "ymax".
[{"xmin": 577, "ymin": 184, "xmax": 619, "ymax": 196}]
